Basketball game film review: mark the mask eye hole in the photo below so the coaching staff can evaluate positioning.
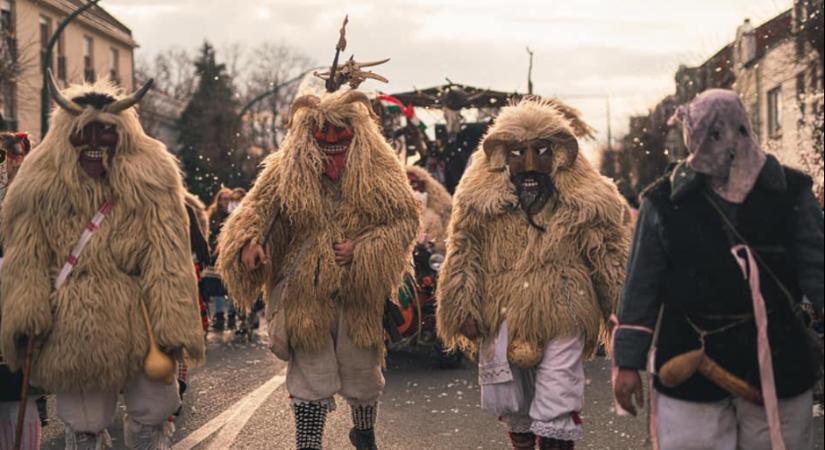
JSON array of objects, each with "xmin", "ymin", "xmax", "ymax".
[
  {"xmin": 738, "ymin": 125, "xmax": 748, "ymax": 137},
  {"xmin": 510, "ymin": 148, "xmax": 524, "ymax": 157},
  {"xmin": 710, "ymin": 129, "xmax": 721, "ymax": 141},
  {"xmin": 537, "ymin": 146, "xmax": 550, "ymax": 156}
]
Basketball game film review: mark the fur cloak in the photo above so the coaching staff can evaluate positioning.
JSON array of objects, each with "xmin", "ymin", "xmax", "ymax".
[
  {"xmin": 217, "ymin": 90, "xmax": 418, "ymax": 352},
  {"xmin": 0, "ymin": 81, "xmax": 205, "ymax": 392},
  {"xmin": 407, "ymin": 165, "xmax": 452, "ymax": 254},
  {"xmin": 436, "ymin": 99, "xmax": 631, "ymax": 361}
]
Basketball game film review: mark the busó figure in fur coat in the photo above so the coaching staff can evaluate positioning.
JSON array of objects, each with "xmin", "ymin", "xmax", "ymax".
[
  {"xmin": 216, "ymin": 19, "xmax": 418, "ymax": 450},
  {"xmin": 0, "ymin": 74, "xmax": 205, "ymax": 450},
  {"xmin": 437, "ymin": 98, "xmax": 630, "ymax": 450}
]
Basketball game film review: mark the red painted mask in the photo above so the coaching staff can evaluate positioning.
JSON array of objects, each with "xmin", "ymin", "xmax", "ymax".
[
  {"xmin": 70, "ymin": 121, "xmax": 119, "ymax": 179},
  {"xmin": 315, "ymin": 122, "xmax": 354, "ymax": 182}
]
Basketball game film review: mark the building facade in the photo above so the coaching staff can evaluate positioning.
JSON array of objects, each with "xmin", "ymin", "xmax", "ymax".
[
  {"xmin": 0, "ymin": 0, "xmax": 136, "ymax": 140},
  {"xmin": 607, "ymin": 0, "xmax": 824, "ymax": 198}
]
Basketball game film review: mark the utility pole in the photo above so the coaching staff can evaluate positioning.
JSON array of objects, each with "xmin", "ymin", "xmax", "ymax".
[
  {"xmin": 526, "ymin": 47, "xmax": 534, "ymax": 95},
  {"xmin": 606, "ymin": 96, "xmax": 612, "ymax": 149},
  {"xmin": 40, "ymin": 0, "xmax": 101, "ymax": 137}
]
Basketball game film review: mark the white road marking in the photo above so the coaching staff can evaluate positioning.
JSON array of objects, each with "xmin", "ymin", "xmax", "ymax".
[{"xmin": 172, "ymin": 369, "xmax": 287, "ymax": 450}]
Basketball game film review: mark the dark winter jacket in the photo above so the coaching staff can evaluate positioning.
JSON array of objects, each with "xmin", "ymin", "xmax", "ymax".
[{"xmin": 614, "ymin": 155, "xmax": 824, "ymax": 402}]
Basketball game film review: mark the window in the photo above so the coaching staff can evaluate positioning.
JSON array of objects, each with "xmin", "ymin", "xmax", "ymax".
[
  {"xmin": 797, "ymin": 73, "xmax": 806, "ymax": 122},
  {"xmin": 750, "ymin": 101, "xmax": 761, "ymax": 143},
  {"xmin": 39, "ymin": 15, "xmax": 51, "ymax": 70},
  {"xmin": 57, "ymin": 33, "xmax": 66, "ymax": 81},
  {"xmin": 1, "ymin": 0, "xmax": 12, "ymax": 33},
  {"xmin": 767, "ymin": 87, "xmax": 782, "ymax": 138},
  {"xmin": 83, "ymin": 36, "xmax": 94, "ymax": 82},
  {"xmin": 109, "ymin": 47, "xmax": 119, "ymax": 83}
]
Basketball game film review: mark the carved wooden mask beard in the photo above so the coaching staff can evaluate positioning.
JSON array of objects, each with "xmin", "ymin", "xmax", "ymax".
[
  {"xmin": 70, "ymin": 121, "xmax": 119, "ymax": 180},
  {"xmin": 505, "ymin": 139, "xmax": 557, "ymax": 231}
]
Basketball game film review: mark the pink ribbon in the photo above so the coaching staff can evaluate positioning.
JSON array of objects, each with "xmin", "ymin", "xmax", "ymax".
[{"xmin": 731, "ymin": 244, "xmax": 785, "ymax": 450}]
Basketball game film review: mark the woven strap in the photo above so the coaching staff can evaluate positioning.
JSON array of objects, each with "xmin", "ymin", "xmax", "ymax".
[{"xmin": 54, "ymin": 201, "xmax": 115, "ymax": 290}]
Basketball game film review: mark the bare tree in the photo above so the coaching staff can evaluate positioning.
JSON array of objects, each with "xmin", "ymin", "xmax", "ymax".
[
  {"xmin": 238, "ymin": 42, "xmax": 314, "ymax": 153},
  {"xmin": 135, "ymin": 47, "xmax": 196, "ymax": 140}
]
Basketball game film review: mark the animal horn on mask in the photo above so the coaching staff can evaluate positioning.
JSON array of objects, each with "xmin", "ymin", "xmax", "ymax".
[
  {"xmin": 314, "ymin": 15, "xmax": 390, "ymax": 92},
  {"xmin": 47, "ymin": 69, "xmax": 84, "ymax": 116},
  {"xmin": 103, "ymin": 78, "xmax": 154, "ymax": 114},
  {"xmin": 287, "ymin": 95, "xmax": 321, "ymax": 129}
]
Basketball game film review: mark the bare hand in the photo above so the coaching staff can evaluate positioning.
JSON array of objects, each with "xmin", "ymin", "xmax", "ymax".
[
  {"xmin": 242, "ymin": 241, "xmax": 268, "ymax": 271},
  {"xmin": 614, "ymin": 368, "xmax": 644, "ymax": 416},
  {"xmin": 334, "ymin": 240, "xmax": 355, "ymax": 266},
  {"xmin": 459, "ymin": 316, "xmax": 479, "ymax": 340}
]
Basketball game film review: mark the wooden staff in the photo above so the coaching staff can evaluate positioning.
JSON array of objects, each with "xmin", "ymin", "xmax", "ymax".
[{"xmin": 13, "ymin": 338, "xmax": 35, "ymax": 450}]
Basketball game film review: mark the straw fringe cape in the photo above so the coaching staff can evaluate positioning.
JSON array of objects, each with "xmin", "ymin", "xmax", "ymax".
[
  {"xmin": 0, "ymin": 81, "xmax": 205, "ymax": 392},
  {"xmin": 436, "ymin": 99, "xmax": 631, "ymax": 364},
  {"xmin": 217, "ymin": 91, "xmax": 419, "ymax": 352}
]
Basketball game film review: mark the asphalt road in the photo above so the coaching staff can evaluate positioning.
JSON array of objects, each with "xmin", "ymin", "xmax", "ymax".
[{"xmin": 39, "ymin": 324, "xmax": 824, "ymax": 450}]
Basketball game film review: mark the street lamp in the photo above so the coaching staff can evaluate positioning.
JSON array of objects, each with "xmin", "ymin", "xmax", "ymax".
[{"xmin": 40, "ymin": 0, "xmax": 101, "ymax": 137}]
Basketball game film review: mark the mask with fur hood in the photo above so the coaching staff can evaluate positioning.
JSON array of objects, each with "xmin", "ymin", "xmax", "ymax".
[
  {"xmin": 0, "ymin": 78, "xmax": 205, "ymax": 392},
  {"xmin": 216, "ymin": 88, "xmax": 419, "ymax": 353},
  {"xmin": 436, "ymin": 98, "xmax": 631, "ymax": 368}
]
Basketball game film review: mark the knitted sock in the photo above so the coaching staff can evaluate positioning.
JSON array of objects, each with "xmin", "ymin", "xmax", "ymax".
[
  {"xmin": 350, "ymin": 403, "xmax": 378, "ymax": 431},
  {"xmin": 292, "ymin": 401, "xmax": 329, "ymax": 450}
]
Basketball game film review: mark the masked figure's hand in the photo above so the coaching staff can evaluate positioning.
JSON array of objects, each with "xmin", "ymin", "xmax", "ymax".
[
  {"xmin": 242, "ymin": 241, "xmax": 268, "ymax": 272},
  {"xmin": 459, "ymin": 316, "xmax": 479, "ymax": 340},
  {"xmin": 334, "ymin": 240, "xmax": 356, "ymax": 266},
  {"xmin": 613, "ymin": 368, "xmax": 644, "ymax": 416}
]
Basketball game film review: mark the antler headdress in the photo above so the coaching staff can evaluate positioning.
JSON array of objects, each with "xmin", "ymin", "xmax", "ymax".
[{"xmin": 313, "ymin": 16, "xmax": 390, "ymax": 92}]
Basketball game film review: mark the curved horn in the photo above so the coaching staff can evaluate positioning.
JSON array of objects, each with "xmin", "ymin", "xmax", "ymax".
[
  {"xmin": 357, "ymin": 58, "xmax": 391, "ymax": 68},
  {"xmin": 102, "ymin": 79, "xmax": 154, "ymax": 114},
  {"xmin": 47, "ymin": 69, "xmax": 84, "ymax": 115},
  {"xmin": 341, "ymin": 90, "xmax": 378, "ymax": 120},
  {"xmin": 287, "ymin": 95, "xmax": 321, "ymax": 129}
]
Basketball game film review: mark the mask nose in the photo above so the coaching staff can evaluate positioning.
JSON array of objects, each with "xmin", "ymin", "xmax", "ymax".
[{"xmin": 525, "ymin": 148, "xmax": 538, "ymax": 172}]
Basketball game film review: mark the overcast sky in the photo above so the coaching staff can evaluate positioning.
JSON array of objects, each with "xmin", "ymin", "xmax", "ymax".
[{"xmin": 105, "ymin": 0, "xmax": 791, "ymax": 153}]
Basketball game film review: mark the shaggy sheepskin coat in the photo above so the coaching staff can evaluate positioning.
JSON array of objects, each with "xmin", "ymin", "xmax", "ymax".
[
  {"xmin": 436, "ymin": 99, "xmax": 631, "ymax": 363},
  {"xmin": 0, "ymin": 82, "xmax": 205, "ymax": 393},
  {"xmin": 407, "ymin": 165, "xmax": 452, "ymax": 254},
  {"xmin": 217, "ymin": 90, "xmax": 419, "ymax": 352}
]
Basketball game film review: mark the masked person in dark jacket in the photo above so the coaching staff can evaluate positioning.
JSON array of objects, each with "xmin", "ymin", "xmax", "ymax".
[{"xmin": 612, "ymin": 89, "xmax": 823, "ymax": 450}]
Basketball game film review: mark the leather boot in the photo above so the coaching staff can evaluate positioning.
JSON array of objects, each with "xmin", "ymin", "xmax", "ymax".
[
  {"xmin": 538, "ymin": 437, "xmax": 574, "ymax": 450},
  {"xmin": 509, "ymin": 432, "xmax": 536, "ymax": 450},
  {"xmin": 349, "ymin": 428, "xmax": 378, "ymax": 450}
]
